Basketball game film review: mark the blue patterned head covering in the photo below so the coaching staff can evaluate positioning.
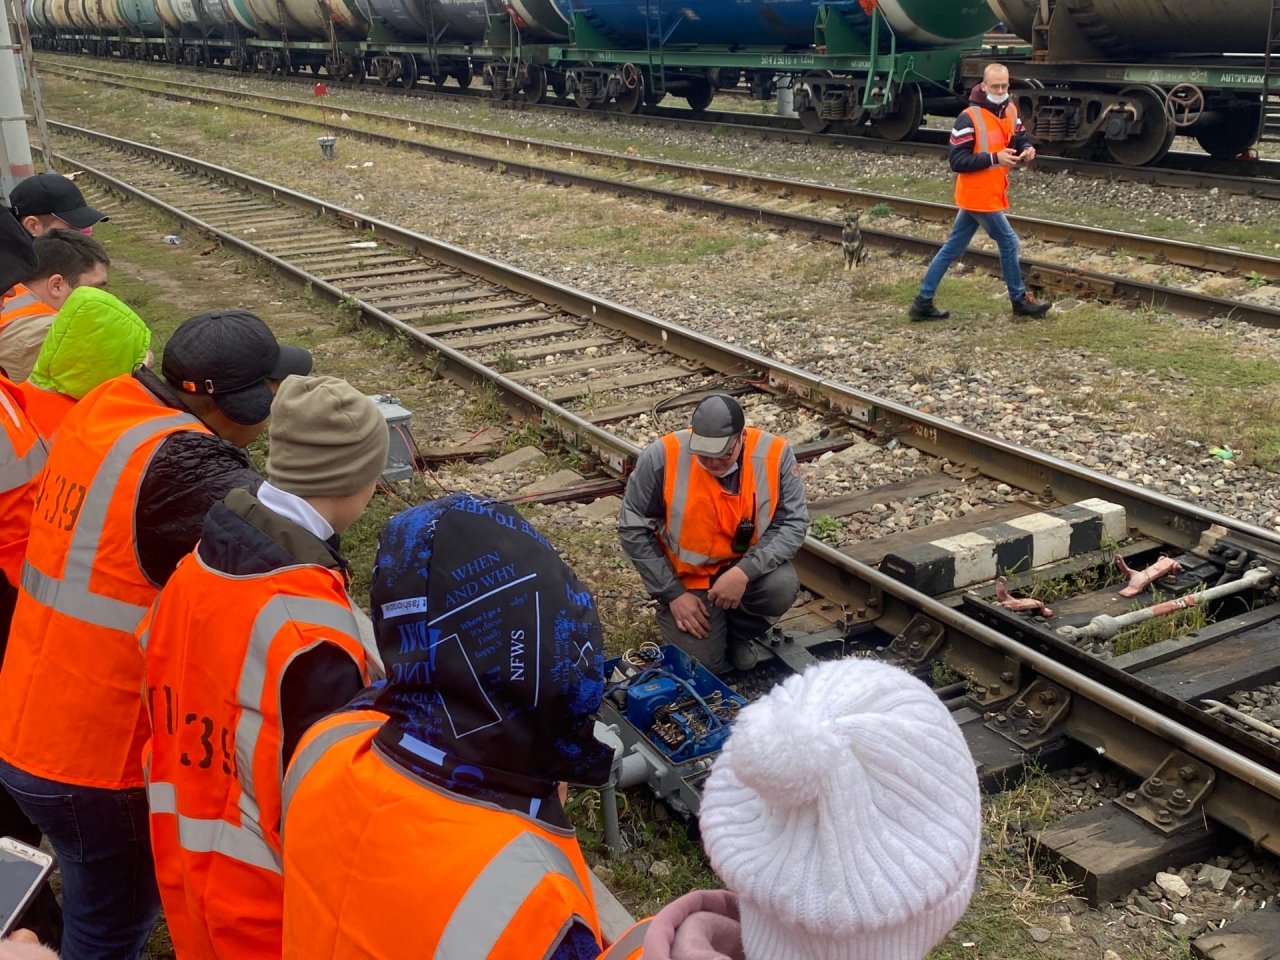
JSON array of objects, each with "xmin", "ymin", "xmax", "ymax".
[{"xmin": 369, "ymin": 493, "xmax": 612, "ymax": 790}]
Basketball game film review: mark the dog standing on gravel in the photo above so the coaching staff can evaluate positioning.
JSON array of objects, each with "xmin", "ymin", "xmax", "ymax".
[{"xmin": 842, "ymin": 210, "xmax": 867, "ymax": 270}]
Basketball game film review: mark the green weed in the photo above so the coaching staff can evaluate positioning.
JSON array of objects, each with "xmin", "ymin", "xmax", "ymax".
[{"xmin": 810, "ymin": 515, "xmax": 843, "ymax": 544}]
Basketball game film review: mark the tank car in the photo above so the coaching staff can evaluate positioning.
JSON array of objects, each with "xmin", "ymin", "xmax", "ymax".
[
  {"xmin": 546, "ymin": 0, "xmax": 993, "ymax": 137},
  {"xmin": 977, "ymin": 0, "xmax": 1270, "ymax": 163}
]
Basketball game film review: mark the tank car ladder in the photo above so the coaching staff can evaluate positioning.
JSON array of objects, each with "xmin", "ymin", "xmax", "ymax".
[
  {"xmin": 642, "ymin": 0, "xmax": 667, "ymax": 101},
  {"xmin": 1262, "ymin": 0, "xmax": 1280, "ymax": 144}
]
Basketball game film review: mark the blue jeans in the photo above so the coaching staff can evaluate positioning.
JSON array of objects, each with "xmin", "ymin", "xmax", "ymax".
[
  {"xmin": 0, "ymin": 760, "xmax": 159, "ymax": 960},
  {"xmin": 919, "ymin": 209, "xmax": 1025, "ymax": 301}
]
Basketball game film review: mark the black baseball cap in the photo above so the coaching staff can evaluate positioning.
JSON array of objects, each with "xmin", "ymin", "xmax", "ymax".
[
  {"xmin": 162, "ymin": 310, "xmax": 312, "ymax": 425},
  {"xmin": 0, "ymin": 206, "xmax": 37, "ymax": 292},
  {"xmin": 689, "ymin": 394, "xmax": 746, "ymax": 457},
  {"xmin": 10, "ymin": 173, "xmax": 108, "ymax": 229}
]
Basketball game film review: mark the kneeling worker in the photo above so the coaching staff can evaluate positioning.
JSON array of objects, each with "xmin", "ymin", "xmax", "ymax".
[
  {"xmin": 281, "ymin": 494, "xmax": 615, "ymax": 960},
  {"xmin": 619, "ymin": 393, "xmax": 809, "ymax": 674},
  {"xmin": 140, "ymin": 374, "xmax": 389, "ymax": 960}
]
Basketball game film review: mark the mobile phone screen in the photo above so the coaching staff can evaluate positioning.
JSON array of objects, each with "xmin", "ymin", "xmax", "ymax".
[{"xmin": 0, "ymin": 846, "xmax": 48, "ymax": 932}]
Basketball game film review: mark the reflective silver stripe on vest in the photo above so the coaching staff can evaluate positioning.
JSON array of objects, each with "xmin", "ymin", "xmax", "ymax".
[
  {"xmin": 968, "ymin": 106, "xmax": 989, "ymax": 154},
  {"xmin": 0, "ymin": 387, "xmax": 46, "ymax": 494},
  {"xmin": 280, "ymin": 715, "xmax": 382, "ymax": 831},
  {"xmin": 436, "ymin": 832, "xmax": 590, "ymax": 960},
  {"xmin": 660, "ymin": 430, "xmax": 780, "ymax": 570},
  {"xmin": 147, "ymin": 780, "xmax": 282, "ymax": 874},
  {"xmin": 234, "ymin": 594, "xmax": 362, "ymax": 831},
  {"xmin": 600, "ymin": 920, "xmax": 651, "ymax": 959},
  {"xmin": 20, "ymin": 409, "xmax": 198, "ymax": 633},
  {"xmin": 1, "ymin": 291, "xmax": 41, "ymax": 314}
]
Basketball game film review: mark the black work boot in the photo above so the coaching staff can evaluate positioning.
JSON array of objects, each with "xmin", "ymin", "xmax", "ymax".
[
  {"xmin": 908, "ymin": 296, "xmax": 950, "ymax": 321},
  {"xmin": 1011, "ymin": 293, "xmax": 1051, "ymax": 317}
]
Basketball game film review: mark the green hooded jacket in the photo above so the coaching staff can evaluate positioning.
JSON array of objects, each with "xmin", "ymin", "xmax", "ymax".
[{"xmin": 28, "ymin": 286, "xmax": 151, "ymax": 399}]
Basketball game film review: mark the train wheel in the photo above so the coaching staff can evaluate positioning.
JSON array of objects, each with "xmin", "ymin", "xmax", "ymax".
[
  {"xmin": 1194, "ymin": 113, "xmax": 1259, "ymax": 159},
  {"xmin": 398, "ymin": 54, "xmax": 418, "ymax": 89},
  {"xmin": 870, "ymin": 82, "xmax": 922, "ymax": 141},
  {"xmin": 643, "ymin": 89, "xmax": 665, "ymax": 107},
  {"xmin": 614, "ymin": 63, "xmax": 643, "ymax": 114},
  {"xmin": 521, "ymin": 65, "xmax": 546, "ymax": 104},
  {"xmin": 350, "ymin": 57, "xmax": 365, "ymax": 83},
  {"xmin": 182, "ymin": 45, "xmax": 198, "ymax": 66},
  {"xmin": 574, "ymin": 86, "xmax": 596, "ymax": 110},
  {"xmin": 549, "ymin": 71, "xmax": 567, "ymax": 100},
  {"xmin": 685, "ymin": 80, "xmax": 713, "ymax": 112},
  {"xmin": 453, "ymin": 64, "xmax": 472, "ymax": 89},
  {"xmin": 1105, "ymin": 87, "xmax": 1173, "ymax": 165},
  {"xmin": 798, "ymin": 106, "xmax": 829, "ymax": 134}
]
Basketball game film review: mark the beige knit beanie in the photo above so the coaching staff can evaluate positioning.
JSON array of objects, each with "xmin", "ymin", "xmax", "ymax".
[{"xmin": 267, "ymin": 375, "xmax": 390, "ymax": 497}]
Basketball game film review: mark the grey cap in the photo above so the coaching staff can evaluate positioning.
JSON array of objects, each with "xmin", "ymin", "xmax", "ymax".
[{"xmin": 689, "ymin": 394, "xmax": 745, "ymax": 457}]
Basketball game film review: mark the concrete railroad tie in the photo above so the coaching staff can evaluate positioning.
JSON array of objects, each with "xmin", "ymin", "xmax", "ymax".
[{"xmin": 879, "ymin": 499, "xmax": 1127, "ymax": 596}]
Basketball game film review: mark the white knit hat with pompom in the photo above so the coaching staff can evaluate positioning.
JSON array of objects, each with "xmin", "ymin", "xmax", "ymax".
[{"xmin": 699, "ymin": 658, "xmax": 982, "ymax": 960}]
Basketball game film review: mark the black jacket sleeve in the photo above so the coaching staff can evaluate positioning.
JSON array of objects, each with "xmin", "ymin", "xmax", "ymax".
[
  {"xmin": 278, "ymin": 645, "xmax": 365, "ymax": 770},
  {"xmin": 135, "ymin": 431, "xmax": 262, "ymax": 587}
]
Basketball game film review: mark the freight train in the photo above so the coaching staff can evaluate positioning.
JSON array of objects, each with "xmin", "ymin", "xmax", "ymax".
[{"xmin": 21, "ymin": 0, "xmax": 1275, "ymax": 166}]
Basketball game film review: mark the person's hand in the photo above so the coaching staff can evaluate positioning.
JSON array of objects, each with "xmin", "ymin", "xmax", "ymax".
[
  {"xmin": 4, "ymin": 932, "xmax": 37, "ymax": 945},
  {"xmin": 669, "ymin": 592, "xmax": 711, "ymax": 639},
  {"xmin": 707, "ymin": 567, "xmax": 749, "ymax": 610},
  {"xmin": 1017, "ymin": 146, "xmax": 1036, "ymax": 163},
  {"xmin": 995, "ymin": 148, "xmax": 1019, "ymax": 168}
]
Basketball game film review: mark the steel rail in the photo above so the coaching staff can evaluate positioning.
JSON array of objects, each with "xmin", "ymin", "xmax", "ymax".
[
  {"xmin": 36, "ymin": 53, "xmax": 1280, "ymax": 200},
  {"xmin": 48, "ymin": 121, "xmax": 1280, "ymax": 557},
  {"xmin": 53, "ymin": 127, "xmax": 1280, "ymax": 849},
  {"xmin": 37, "ymin": 61, "xmax": 1280, "ymax": 281},
  {"xmin": 41, "ymin": 97, "xmax": 1280, "ymax": 327}
]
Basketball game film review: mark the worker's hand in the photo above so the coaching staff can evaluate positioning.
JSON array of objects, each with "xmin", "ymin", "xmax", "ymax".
[
  {"xmin": 1017, "ymin": 146, "xmax": 1036, "ymax": 163},
  {"xmin": 995, "ymin": 148, "xmax": 1020, "ymax": 168},
  {"xmin": 557, "ymin": 782, "xmax": 568, "ymax": 805},
  {"xmin": 707, "ymin": 567, "xmax": 749, "ymax": 610},
  {"xmin": 669, "ymin": 592, "xmax": 711, "ymax": 639}
]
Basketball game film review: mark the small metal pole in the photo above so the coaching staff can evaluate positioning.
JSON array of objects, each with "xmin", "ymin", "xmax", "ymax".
[{"xmin": 0, "ymin": 0, "xmax": 34, "ymax": 199}]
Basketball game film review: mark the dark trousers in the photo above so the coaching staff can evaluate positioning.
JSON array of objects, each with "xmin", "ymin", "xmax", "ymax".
[
  {"xmin": 656, "ymin": 562, "xmax": 799, "ymax": 674},
  {"xmin": 0, "ymin": 760, "xmax": 158, "ymax": 960}
]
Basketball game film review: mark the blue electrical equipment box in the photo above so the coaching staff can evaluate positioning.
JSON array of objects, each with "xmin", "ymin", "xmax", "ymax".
[{"xmin": 604, "ymin": 644, "xmax": 747, "ymax": 763}]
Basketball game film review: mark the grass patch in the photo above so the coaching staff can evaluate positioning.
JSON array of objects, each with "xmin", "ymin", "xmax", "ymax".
[{"xmin": 1110, "ymin": 599, "xmax": 1208, "ymax": 656}]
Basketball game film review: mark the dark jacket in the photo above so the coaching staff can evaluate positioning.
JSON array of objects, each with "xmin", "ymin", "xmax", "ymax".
[
  {"xmin": 947, "ymin": 85, "xmax": 1034, "ymax": 174},
  {"xmin": 197, "ymin": 487, "xmax": 366, "ymax": 767},
  {"xmin": 133, "ymin": 366, "xmax": 262, "ymax": 586}
]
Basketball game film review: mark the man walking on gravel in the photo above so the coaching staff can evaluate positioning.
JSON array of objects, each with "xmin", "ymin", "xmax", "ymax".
[
  {"xmin": 618, "ymin": 393, "xmax": 809, "ymax": 674},
  {"xmin": 909, "ymin": 63, "xmax": 1051, "ymax": 321}
]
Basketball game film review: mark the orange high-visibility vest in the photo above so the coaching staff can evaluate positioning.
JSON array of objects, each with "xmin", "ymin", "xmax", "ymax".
[
  {"xmin": 0, "ymin": 378, "xmax": 47, "ymax": 591},
  {"xmin": 659, "ymin": 426, "xmax": 785, "ymax": 590},
  {"xmin": 0, "ymin": 374, "xmax": 206, "ymax": 789},
  {"xmin": 139, "ymin": 552, "xmax": 374, "ymax": 960},
  {"xmin": 280, "ymin": 711, "xmax": 603, "ymax": 960},
  {"xmin": 16, "ymin": 382, "xmax": 75, "ymax": 443},
  {"xmin": 954, "ymin": 104, "xmax": 1019, "ymax": 214},
  {"xmin": 0, "ymin": 286, "xmax": 56, "ymax": 382}
]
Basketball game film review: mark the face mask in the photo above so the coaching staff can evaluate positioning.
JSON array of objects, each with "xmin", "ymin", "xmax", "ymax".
[{"xmin": 987, "ymin": 91, "xmax": 1010, "ymax": 105}]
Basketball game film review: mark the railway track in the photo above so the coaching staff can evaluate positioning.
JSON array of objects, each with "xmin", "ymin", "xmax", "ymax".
[
  {"xmin": 35, "ymin": 65, "xmax": 1280, "ymax": 328},
  {"xmin": 51, "ymin": 125, "xmax": 1280, "ymax": 940},
  {"xmin": 35, "ymin": 52, "xmax": 1280, "ymax": 198}
]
